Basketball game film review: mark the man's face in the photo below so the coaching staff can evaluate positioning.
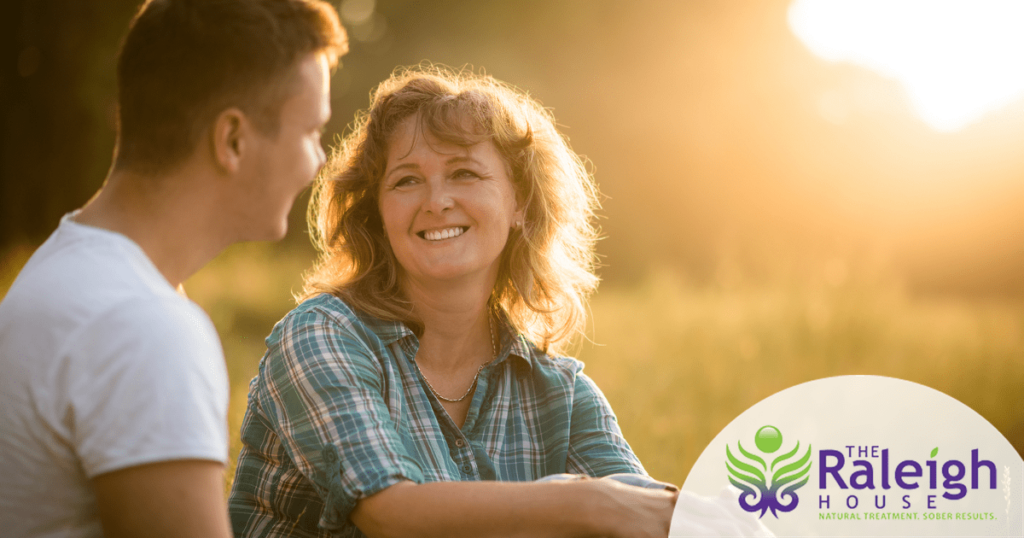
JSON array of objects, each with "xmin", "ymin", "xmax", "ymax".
[{"xmin": 235, "ymin": 53, "xmax": 331, "ymax": 241}]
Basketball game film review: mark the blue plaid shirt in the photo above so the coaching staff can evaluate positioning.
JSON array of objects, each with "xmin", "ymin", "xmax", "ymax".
[{"xmin": 228, "ymin": 294, "xmax": 646, "ymax": 538}]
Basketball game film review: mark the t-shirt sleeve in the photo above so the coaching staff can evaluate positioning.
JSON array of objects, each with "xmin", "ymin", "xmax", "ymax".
[
  {"xmin": 565, "ymin": 370, "xmax": 648, "ymax": 477},
  {"xmin": 254, "ymin": 307, "xmax": 424, "ymax": 530},
  {"xmin": 70, "ymin": 297, "xmax": 229, "ymax": 478}
]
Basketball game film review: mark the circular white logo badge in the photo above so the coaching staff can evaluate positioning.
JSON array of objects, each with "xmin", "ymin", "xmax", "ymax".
[{"xmin": 676, "ymin": 376, "xmax": 1023, "ymax": 537}]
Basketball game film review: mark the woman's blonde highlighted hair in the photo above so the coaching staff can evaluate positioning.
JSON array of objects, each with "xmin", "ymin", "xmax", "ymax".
[{"xmin": 303, "ymin": 65, "xmax": 599, "ymax": 354}]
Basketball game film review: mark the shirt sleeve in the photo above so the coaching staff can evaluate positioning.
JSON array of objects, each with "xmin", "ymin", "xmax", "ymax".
[
  {"xmin": 255, "ymin": 307, "xmax": 424, "ymax": 530},
  {"xmin": 565, "ymin": 370, "xmax": 648, "ymax": 478},
  {"xmin": 71, "ymin": 298, "xmax": 229, "ymax": 478}
]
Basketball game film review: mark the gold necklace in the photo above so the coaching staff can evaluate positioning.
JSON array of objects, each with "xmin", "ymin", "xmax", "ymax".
[{"xmin": 421, "ymin": 315, "xmax": 497, "ymax": 403}]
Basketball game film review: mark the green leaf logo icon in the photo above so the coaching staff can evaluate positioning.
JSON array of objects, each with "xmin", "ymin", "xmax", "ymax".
[
  {"xmin": 725, "ymin": 425, "xmax": 812, "ymax": 519},
  {"xmin": 930, "ymin": 447, "xmax": 938, "ymax": 458}
]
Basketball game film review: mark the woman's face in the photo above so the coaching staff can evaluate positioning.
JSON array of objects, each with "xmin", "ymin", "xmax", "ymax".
[{"xmin": 379, "ymin": 116, "xmax": 522, "ymax": 287}]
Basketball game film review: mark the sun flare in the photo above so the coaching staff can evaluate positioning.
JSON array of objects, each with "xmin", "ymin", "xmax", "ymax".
[{"xmin": 788, "ymin": 0, "xmax": 1024, "ymax": 132}]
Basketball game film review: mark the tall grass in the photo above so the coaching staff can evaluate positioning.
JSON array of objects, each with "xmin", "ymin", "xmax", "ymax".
[
  {"xmin": 3, "ymin": 243, "xmax": 1022, "ymax": 491},
  {"xmin": 579, "ymin": 269, "xmax": 1024, "ymax": 486}
]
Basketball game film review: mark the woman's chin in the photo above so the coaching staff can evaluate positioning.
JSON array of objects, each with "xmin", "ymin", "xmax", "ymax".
[
  {"xmin": 418, "ymin": 268, "xmax": 477, "ymax": 282},
  {"xmin": 403, "ymin": 261, "xmax": 495, "ymax": 285}
]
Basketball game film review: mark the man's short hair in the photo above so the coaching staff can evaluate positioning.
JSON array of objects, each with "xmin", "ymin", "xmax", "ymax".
[{"xmin": 114, "ymin": 0, "xmax": 347, "ymax": 174}]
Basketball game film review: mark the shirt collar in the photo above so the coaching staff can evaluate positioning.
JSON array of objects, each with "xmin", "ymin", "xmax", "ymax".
[{"xmin": 504, "ymin": 331, "xmax": 535, "ymax": 371}]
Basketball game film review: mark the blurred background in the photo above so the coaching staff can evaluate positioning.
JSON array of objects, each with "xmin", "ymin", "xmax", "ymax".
[{"xmin": 2, "ymin": 0, "xmax": 1022, "ymax": 488}]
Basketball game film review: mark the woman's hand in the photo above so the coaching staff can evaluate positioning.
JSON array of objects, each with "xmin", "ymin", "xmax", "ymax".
[{"xmin": 582, "ymin": 478, "xmax": 678, "ymax": 538}]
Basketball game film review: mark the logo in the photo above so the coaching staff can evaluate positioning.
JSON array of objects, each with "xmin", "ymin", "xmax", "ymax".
[
  {"xmin": 726, "ymin": 425, "xmax": 813, "ymax": 518},
  {"xmin": 681, "ymin": 377, "xmax": 1024, "ymax": 536}
]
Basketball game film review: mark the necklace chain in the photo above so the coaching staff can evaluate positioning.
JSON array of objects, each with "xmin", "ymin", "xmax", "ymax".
[{"xmin": 421, "ymin": 314, "xmax": 497, "ymax": 403}]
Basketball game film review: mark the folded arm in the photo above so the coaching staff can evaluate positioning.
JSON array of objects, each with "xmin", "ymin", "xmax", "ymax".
[{"xmin": 351, "ymin": 478, "xmax": 677, "ymax": 538}]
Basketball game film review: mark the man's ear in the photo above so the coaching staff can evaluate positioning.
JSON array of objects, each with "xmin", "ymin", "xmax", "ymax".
[{"xmin": 211, "ymin": 108, "xmax": 248, "ymax": 174}]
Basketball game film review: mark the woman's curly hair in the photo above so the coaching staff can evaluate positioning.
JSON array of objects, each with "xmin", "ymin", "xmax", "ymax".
[{"xmin": 302, "ymin": 64, "xmax": 600, "ymax": 354}]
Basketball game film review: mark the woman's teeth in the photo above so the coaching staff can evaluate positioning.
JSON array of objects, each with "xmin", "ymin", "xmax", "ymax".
[{"xmin": 423, "ymin": 227, "xmax": 466, "ymax": 241}]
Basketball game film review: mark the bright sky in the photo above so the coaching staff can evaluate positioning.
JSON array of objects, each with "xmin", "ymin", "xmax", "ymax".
[{"xmin": 788, "ymin": 0, "xmax": 1024, "ymax": 132}]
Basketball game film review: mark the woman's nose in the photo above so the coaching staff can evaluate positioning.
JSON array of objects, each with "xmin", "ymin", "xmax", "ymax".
[{"xmin": 424, "ymin": 180, "xmax": 454, "ymax": 214}]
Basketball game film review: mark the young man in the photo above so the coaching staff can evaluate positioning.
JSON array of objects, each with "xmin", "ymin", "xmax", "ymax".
[{"xmin": 0, "ymin": 1, "xmax": 345, "ymax": 536}]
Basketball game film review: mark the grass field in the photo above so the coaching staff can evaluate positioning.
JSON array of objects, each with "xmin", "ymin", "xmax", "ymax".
[{"xmin": 3, "ymin": 242, "xmax": 1022, "ymax": 490}]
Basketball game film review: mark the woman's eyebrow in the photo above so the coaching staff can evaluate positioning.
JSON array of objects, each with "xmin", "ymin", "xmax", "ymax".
[
  {"xmin": 384, "ymin": 162, "xmax": 419, "ymax": 178},
  {"xmin": 384, "ymin": 156, "xmax": 482, "ymax": 179},
  {"xmin": 446, "ymin": 156, "xmax": 482, "ymax": 166}
]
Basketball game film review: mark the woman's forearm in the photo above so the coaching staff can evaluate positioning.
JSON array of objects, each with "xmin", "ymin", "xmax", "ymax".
[{"xmin": 350, "ymin": 478, "xmax": 677, "ymax": 538}]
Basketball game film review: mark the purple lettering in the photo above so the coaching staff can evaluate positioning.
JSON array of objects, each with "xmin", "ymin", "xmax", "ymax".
[
  {"xmin": 850, "ymin": 460, "xmax": 875, "ymax": 490},
  {"xmin": 943, "ymin": 460, "xmax": 967, "ymax": 500},
  {"xmin": 881, "ymin": 449, "xmax": 890, "ymax": 489},
  {"xmin": 819, "ymin": 450, "xmax": 848, "ymax": 489},
  {"xmin": 971, "ymin": 449, "xmax": 996, "ymax": 490},
  {"xmin": 895, "ymin": 460, "xmax": 921, "ymax": 489}
]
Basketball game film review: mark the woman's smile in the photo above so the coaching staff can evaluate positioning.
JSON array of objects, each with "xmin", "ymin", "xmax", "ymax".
[{"xmin": 419, "ymin": 225, "xmax": 469, "ymax": 241}]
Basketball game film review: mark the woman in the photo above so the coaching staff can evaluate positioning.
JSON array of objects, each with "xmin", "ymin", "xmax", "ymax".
[{"xmin": 228, "ymin": 66, "xmax": 678, "ymax": 538}]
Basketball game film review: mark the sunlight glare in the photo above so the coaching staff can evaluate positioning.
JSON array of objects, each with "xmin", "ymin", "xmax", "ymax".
[{"xmin": 788, "ymin": 0, "xmax": 1024, "ymax": 132}]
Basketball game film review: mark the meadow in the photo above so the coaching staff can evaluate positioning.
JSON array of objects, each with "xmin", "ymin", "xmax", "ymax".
[{"xmin": 2, "ymin": 242, "xmax": 1022, "ymax": 490}]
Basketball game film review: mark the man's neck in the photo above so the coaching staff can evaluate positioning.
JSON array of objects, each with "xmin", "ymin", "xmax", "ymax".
[{"xmin": 75, "ymin": 168, "xmax": 232, "ymax": 287}]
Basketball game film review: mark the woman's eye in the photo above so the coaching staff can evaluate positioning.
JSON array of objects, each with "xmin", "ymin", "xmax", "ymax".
[
  {"xmin": 452, "ymin": 169, "xmax": 480, "ymax": 179},
  {"xmin": 394, "ymin": 176, "xmax": 417, "ymax": 187}
]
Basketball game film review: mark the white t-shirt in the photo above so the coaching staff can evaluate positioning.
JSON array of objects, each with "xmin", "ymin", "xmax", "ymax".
[{"xmin": 0, "ymin": 214, "xmax": 229, "ymax": 538}]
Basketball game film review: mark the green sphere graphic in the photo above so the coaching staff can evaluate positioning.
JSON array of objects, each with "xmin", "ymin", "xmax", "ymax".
[{"xmin": 755, "ymin": 425, "xmax": 783, "ymax": 453}]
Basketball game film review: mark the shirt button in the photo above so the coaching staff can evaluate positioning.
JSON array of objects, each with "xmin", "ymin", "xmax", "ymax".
[
  {"xmin": 455, "ymin": 439, "xmax": 465, "ymax": 447},
  {"xmin": 462, "ymin": 464, "xmax": 472, "ymax": 473}
]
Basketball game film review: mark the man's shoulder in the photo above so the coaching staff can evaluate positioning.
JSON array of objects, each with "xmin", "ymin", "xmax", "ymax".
[
  {"xmin": 0, "ymin": 219, "xmax": 217, "ymax": 374},
  {"xmin": 2, "ymin": 218, "xmax": 177, "ymax": 317},
  {"xmin": 87, "ymin": 293, "xmax": 219, "ymax": 352}
]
